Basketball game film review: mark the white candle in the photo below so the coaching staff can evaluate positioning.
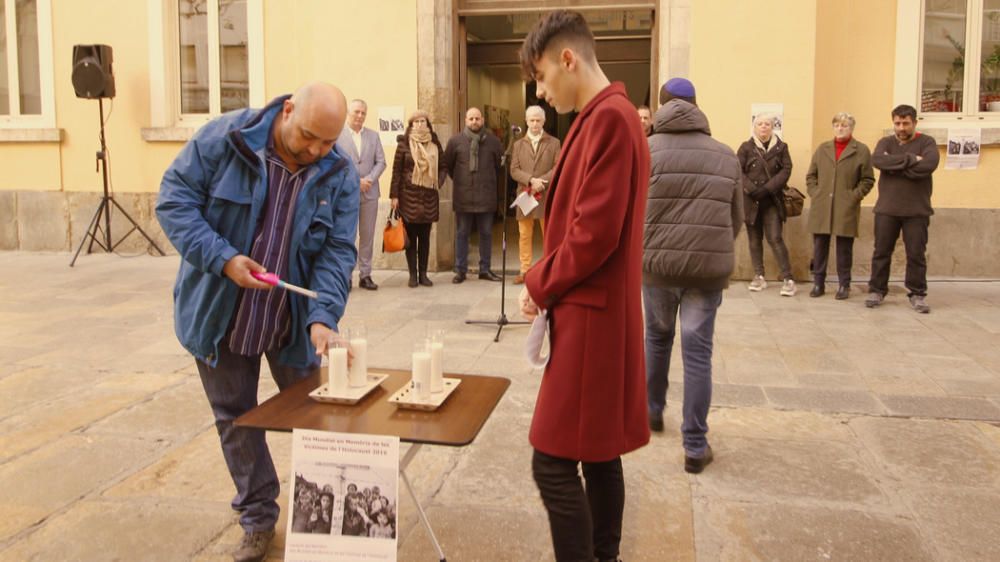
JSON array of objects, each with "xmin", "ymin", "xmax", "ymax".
[
  {"xmin": 412, "ymin": 350, "xmax": 432, "ymax": 400},
  {"xmin": 429, "ymin": 342, "xmax": 444, "ymax": 393},
  {"xmin": 328, "ymin": 347, "xmax": 348, "ymax": 393},
  {"xmin": 349, "ymin": 338, "xmax": 368, "ymax": 387}
]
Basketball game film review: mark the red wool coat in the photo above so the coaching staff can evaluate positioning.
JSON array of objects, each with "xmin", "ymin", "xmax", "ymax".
[{"xmin": 524, "ymin": 83, "xmax": 651, "ymax": 462}]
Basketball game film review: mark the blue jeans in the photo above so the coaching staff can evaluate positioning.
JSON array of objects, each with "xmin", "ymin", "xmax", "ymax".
[
  {"xmin": 642, "ymin": 285, "xmax": 722, "ymax": 457},
  {"xmin": 196, "ymin": 339, "xmax": 316, "ymax": 532},
  {"xmin": 455, "ymin": 211, "xmax": 494, "ymax": 274}
]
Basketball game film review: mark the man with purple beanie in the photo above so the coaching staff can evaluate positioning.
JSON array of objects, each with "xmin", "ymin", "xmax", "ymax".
[{"xmin": 642, "ymin": 77, "xmax": 742, "ymax": 473}]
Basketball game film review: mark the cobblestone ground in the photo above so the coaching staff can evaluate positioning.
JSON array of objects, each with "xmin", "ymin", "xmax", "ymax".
[{"xmin": 1, "ymin": 253, "xmax": 998, "ymax": 561}]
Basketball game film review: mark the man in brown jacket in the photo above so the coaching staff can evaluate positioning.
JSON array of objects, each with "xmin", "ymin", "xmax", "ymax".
[{"xmin": 509, "ymin": 105, "xmax": 560, "ymax": 284}]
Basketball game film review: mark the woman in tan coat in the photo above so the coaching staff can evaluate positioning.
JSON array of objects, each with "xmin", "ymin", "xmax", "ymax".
[
  {"xmin": 805, "ymin": 112, "xmax": 875, "ymax": 299},
  {"xmin": 509, "ymin": 105, "xmax": 560, "ymax": 284}
]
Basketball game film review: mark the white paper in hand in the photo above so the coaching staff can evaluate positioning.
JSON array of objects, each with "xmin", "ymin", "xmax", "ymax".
[
  {"xmin": 510, "ymin": 191, "xmax": 539, "ymax": 216},
  {"xmin": 525, "ymin": 311, "xmax": 549, "ymax": 369}
]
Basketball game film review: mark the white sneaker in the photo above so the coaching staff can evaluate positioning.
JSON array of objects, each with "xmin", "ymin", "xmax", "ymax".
[
  {"xmin": 780, "ymin": 279, "xmax": 797, "ymax": 296},
  {"xmin": 748, "ymin": 275, "xmax": 767, "ymax": 292}
]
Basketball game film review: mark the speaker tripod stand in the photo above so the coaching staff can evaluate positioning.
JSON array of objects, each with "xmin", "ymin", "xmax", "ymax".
[
  {"xmin": 466, "ymin": 125, "xmax": 531, "ymax": 342},
  {"xmin": 70, "ymin": 98, "xmax": 165, "ymax": 267}
]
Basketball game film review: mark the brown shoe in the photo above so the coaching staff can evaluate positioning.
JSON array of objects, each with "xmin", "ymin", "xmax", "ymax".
[
  {"xmin": 684, "ymin": 445, "xmax": 714, "ymax": 474},
  {"xmin": 513, "ymin": 274, "xmax": 525, "ymax": 285}
]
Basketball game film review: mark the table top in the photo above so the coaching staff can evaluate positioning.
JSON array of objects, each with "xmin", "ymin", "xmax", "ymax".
[{"xmin": 235, "ymin": 370, "xmax": 510, "ymax": 447}]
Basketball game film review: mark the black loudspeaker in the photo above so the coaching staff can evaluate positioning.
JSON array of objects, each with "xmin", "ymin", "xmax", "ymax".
[{"xmin": 72, "ymin": 44, "xmax": 115, "ymax": 99}]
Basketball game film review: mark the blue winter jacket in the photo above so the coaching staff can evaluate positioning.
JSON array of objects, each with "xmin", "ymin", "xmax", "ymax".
[{"xmin": 156, "ymin": 95, "xmax": 359, "ymax": 368}]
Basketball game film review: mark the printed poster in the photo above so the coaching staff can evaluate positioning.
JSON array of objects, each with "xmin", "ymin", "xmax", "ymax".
[
  {"xmin": 285, "ymin": 429, "xmax": 400, "ymax": 562},
  {"xmin": 750, "ymin": 103, "xmax": 784, "ymax": 139},
  {"xmin": 945, "ymin": 128, "xmax": 981, "ymax": 170},
  {"xmin": 378, "ymin": 106, "xmax": 405, "ymax": 146}
]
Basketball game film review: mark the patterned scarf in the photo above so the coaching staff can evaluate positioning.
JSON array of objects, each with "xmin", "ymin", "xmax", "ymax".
[
  {"xmin": 408, "ymin": 130, "xmax": 438, "ymax": 189},
  {"xmin": 463, "ymin": 127, "xmax": 485, "ymax": 172}
]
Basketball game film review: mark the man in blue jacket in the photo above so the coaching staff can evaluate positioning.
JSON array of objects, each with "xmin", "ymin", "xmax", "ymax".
[{"xmin": 156, "ymin": 82, "xmax": 358, "ymax": 562}]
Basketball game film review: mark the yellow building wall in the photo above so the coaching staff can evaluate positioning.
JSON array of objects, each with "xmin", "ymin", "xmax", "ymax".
[
  {"xmin": 939, "ymin": 151, "xmax": 1000, "ymax": 207},
  {"xmin": 812, "ymin": 0, "xmax": 896, "ymax": 151},
  {"xmin": 1, "ymin": 145, "xmax": 60, "ymax": 190},
  {"xmin": 52, "ymin": 0, "xmax": 155, "ymax": 194},
  {"xmin": 263, "ymin": 0, "xmax": 419, "ymax": 191},
  {"xmin": 689, "ymin": 0, "xmax": 819, "ymax": 193},
  {"xmin": 0, "ymin": 0, "xmax": 417, "ymax": 196},
  {"xmin": 4, "ymin": 0, "xmax": 998, "ymax": 209},
  {"xmin": 812, "ymin": 0, "xmax": 1000, "ymax": 209}
]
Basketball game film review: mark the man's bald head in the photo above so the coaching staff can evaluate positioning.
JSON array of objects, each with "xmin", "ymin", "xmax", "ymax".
[
  {"xmin": 276, "ymin": 82, "xmax": 347, "ymax": 168},
  {"xmin": 287, "ymin": 82, "xmax": 347, "ymax": 137},
  {"xmin": 465, "ymin": 107, "xmax": 484, "ymax": 132}
]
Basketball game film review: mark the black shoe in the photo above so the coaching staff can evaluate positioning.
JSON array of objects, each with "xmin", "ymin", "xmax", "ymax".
[
  {"xmin": 408, "ymin": 273, "xmax": 418, "ymax": 288},
  {"xmin": 359, "ymin": 276, "xmax": 378, "ymax": 291},
  {"xmin": 418, "ymin": 274, "xmax": 433, "ymax": 287},
  {"xmin": 452, "ymin": 272, "xmax": 466, "ymax": 284},
  {"xmin": 649, "ymin": 412, "xmax": 664, "ymax": 433},
  {"xmin": 479, "ymin": 270, "xmax": 502, "ymax": 282},
  {"xmin": 835, "ymin": 285, "xmax": 850, "ymax": 300},
  {"xmin": 809, "ymin": 284, "xmax": 825, "ymax": 298},
  {"xmin": 684, "ymin": 445, "xmax": 714, "ymax": 474}
]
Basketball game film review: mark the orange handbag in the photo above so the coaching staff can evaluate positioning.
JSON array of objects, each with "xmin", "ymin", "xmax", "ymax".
[{"xmin": 382, "ymin": 208, "xmax": 408, "ymax": 253}]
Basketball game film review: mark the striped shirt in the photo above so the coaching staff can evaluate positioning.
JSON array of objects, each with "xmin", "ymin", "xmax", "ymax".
[{"xmin": 228, "ymin": 142, "xmax": 308, "ymax": 356}]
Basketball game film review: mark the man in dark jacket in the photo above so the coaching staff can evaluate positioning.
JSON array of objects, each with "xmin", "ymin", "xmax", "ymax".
[
  {"xmin": 866, "ymin": 104, "xmax": 940, "ymax": 313},
  {"xmin": 445, "ymin": 107, "xmax": 504, "ymax": 283},
  {"xmin": 642, "ymin": 78, "xmax": 742, "ymax": 474},
  {"xmin": 157, "ymin": 82, "xmax": 357, "ymax": 562}
]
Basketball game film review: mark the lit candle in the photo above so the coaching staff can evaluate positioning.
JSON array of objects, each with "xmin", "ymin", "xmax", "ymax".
[
  {"xmin": 349, "ymin": 338, "xmax": 367, "ymax": 387},
  {"xmin": 328, "ymin": 346, "xmax": 348, "ymax": 393},
  {"xmin": 411, "ymin": 349, "xmax": 432, "ymax": 400},
  {"xmin": 429, "ymin": 341, "xmax": 444, "ymax": 393}
]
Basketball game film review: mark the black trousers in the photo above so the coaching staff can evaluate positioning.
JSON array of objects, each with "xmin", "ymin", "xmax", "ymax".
[
  {"xmin": 403, "ymin": 222, "xmax": 432, "ymax": 275},
  {"xmin": 868, "ymin": 214, "xmax": 929, "ymax": 297},
  {"xmin": 532, "ymin": 449, "xmax": 624, "ymax": 562},
  {"xmin": 812, "ymin": 234, "xmax": 854, "ymax": 286}
]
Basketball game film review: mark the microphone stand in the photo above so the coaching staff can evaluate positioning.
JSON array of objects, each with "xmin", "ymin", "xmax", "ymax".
[{"xmin": 466, "ymin": 124, "xmax": 530, "ymax": 342}]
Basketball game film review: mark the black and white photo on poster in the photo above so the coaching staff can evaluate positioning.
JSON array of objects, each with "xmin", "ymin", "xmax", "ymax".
[
  {"xmin": 946, "ymin": 128, "xmax": 981, "ymax": 170},
  {"xmin": 285, "ymin": 430, "xmax": 400, "ymax": 562},
  {"xmin": 378, "ymin": 106, "xmax": 406, "ymax": 146}
]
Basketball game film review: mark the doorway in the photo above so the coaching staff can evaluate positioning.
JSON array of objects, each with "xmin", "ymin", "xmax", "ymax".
[
  {"xmin": 460, "ymin": 9, "xmax": 656, "ymax": 143},
  {"xmin": 454, "ymin": 9, "xmax": 656, "ymax": 273}
]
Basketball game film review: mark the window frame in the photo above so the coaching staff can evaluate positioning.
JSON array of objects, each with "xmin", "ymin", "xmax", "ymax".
[
  {"xmin": 0, "ymin": 0, "xmax": 56, "ymax": 129},
  {"xmin": 898, "ymin": 0, "xmax": 1000, "ymax": 126},
  {"xmin": 146, "ymin": 0, "xmax": 264, "ymax": 130}
]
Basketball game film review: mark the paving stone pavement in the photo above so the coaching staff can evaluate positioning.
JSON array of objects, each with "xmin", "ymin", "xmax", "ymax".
[{"xmin": 1, "ymin": 252, "xmax": 999, "ymax": 561}]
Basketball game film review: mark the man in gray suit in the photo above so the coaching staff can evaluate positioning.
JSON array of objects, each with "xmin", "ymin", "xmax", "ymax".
[{"xmin": 337, "ymin": 99, "xmax": 387, "ymax": 290}]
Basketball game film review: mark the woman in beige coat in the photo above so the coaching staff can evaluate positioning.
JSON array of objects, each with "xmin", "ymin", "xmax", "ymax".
[
  {"xmin": 805, "ymin": 112, "xmax": 875, "ymax": 299},
  {"xmin": 509, "ymin": 105, "xmax": 560, "ymax": 284}
]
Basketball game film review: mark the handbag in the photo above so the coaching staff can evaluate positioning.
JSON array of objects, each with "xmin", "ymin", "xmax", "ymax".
[
  {"xmin": 382, "ymin": 208, "xmax": 408, "ymax": 253},
  {"xmin": 783, "ymin": 186, "xmax": 805, "ymax": 218},
  {"xmin": 754, "ymin": 146, "xmax": 804, "ymax": 218}
]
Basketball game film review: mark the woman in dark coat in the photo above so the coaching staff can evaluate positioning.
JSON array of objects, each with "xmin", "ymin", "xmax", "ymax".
[
  {"xmin": 737, "ymin": 113, "xmax": 796, "ymax": 296},
  {"xmin": 389, "ymin": 110, "xmax": 447, "ymax": 287},
  {"xmin": 805, "ymin": 112, "xmax": 875, "ymax": 299}
]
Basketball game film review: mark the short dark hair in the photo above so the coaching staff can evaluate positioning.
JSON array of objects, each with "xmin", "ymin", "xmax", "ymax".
[
  {"xmin": 891, "ymin": 104, "xmax": 917, "ymax": 121},
  {"xmin": 637, "ymin": 105, "xmax": 651, "ymax": 113},
  {"xmin": 519, "ymin": 10, "xmax": 596, "ymax": 79}
]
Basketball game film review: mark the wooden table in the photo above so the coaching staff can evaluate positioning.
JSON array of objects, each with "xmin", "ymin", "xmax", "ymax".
[{"xmin": 235, "ymin": 370, "xmax": 510, "ymax": 562}]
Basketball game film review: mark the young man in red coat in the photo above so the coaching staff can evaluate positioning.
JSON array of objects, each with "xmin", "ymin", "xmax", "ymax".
[{"xmin": 518, "ymin": 10, "xmax": 651, "ymax": 562}]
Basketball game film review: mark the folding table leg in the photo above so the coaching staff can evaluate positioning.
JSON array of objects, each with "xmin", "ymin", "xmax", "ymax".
[{"xmin": 401, "ymin": 444, "xmax": 446, "ymax": 561}]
